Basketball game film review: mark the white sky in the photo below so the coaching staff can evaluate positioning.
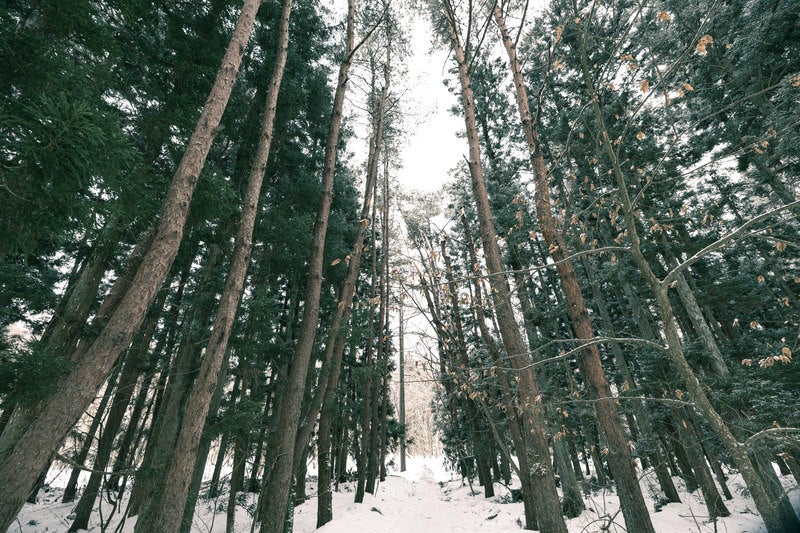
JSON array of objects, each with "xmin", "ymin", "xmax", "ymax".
[{"xmin": 394, "ymin": 16, "xmax": 465, "ymax": 193}]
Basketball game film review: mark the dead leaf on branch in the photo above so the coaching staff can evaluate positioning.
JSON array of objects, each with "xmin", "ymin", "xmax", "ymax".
[{"xmin": 696, "ymin": 34, "xmax": 714, "ymax": 55}]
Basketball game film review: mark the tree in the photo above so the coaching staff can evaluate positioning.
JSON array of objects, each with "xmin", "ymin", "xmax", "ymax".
[
  {"xmin": 430, "ymin": 0, "xmax": 568, "ymax": 528},
  {"xmin": 491, "ymin": 3, "xmax": 655, "ymax": 531},
  {"xmin": 0, "ymin": 0, "xmax": 262, "ymax": 528}
]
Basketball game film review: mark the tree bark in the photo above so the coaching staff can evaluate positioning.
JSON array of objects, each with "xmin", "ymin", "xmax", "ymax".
[
  {"xmin": 0, "ymin": 0, "xmax": 260, "ymax": 526},
  {"xmin": 256, "ymin": 0, "xmax": 355, "ymax": 528},
  {"xmin": 134, "ymin": 0, "xmax": 290, "ymax": 528},
  {"xmin": 316, "ymin": 60, "xmax": 386, "ymax": 523}
]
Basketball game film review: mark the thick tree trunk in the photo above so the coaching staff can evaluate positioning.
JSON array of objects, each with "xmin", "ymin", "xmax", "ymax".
[
  {"xmin": 134, "ymin": 1, "xmax": 290, "ymax": 529},
  {"xmin": 491, "ymin": 6, "xmax": 654, "ymax": 532},
  {"xmin": 256, "ymin": 1, "xmax": 354, "ymax": 528},
  {"xmin": 0, "ymin": 0, "xmax": 259, "ymax": 527},
  {"xmin": 0, "ymin": 223, "xmax": 144, "ymax": 463}
]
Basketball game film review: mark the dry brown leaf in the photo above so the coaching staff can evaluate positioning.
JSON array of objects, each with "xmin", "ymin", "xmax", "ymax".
[{"xmin": 696, "ymin": 34, "xmax": 714, "ymax": 55}]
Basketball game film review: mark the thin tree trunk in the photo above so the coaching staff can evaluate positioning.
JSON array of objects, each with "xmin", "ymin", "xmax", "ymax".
[
  {"xmin": 128, "ymin": 243, "xmax": 217, "ymax": 517},
  {"xmin": 584, "ymin": 258, "xmax": 680, "ymax": 502},
  {"xmin": 661, "ymin": 240, "xmax": 730, "ymax": 380},
  {"xmin": 68, "ymin": 290, "xmax": 165, "ymax": 531},
  {"xmin": 180, "ymin": 356, "xmax": 235, "ymax": 533},
  {"xmin": 460, "ymin": 213, "xmax": 539, "ymax": 530},
  {"xmin": 674, "ymin": 412, "xmax": 730, "ymax": 518},
  {"xmin": 441, "ymin": 238, "xmax": 493, "ymax": 497},
  {"xmin": 356, "ymin": 172, "xmax": 381, "ymax": 503},
  {"xmin": 208, "ymin": 432, "xmax": 230, "ymax": 499},
  {"xmin": 61, "ymin": 366, "xmax": 120, "ymax": 504},
  {"xmin": 399, "ymin": 298, "xmax": 406, "ymax": 473},
  {"xmin": 316, "ymin": 64, "xmax": 387, "ymax": 523}
]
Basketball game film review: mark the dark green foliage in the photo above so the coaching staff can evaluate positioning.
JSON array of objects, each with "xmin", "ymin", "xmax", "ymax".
[{"xmin": 0, "ymin": 345, "xmax": 72, "ymax": 405}]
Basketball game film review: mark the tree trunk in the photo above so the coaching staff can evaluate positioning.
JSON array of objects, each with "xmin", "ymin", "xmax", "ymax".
[
  {"xmin": 661, "ymin": 240, "xmax": 730, "ymax": 381},
  {"xmin": 256, "ymin": 0, "xmax": 354, "ymax": 528},
  {"xmin": 128, "ymin": 244, "xmax": 218, "ymax": 517},
  {"xmin": 357, "ymin": 170, "xmax": 381, "ymax": 503},
  {"xmin": 0, "ymin": 0, "xmax": 260, "ymax": 526},
  {"xmin": 180, "ymin": 357, "xmax": 235, "ymax": 533},
  {"xmin": 584, "ymin": 258, "xmax": 680, "ymax": 502},
  {"xmin": 674, "ymin": 412, "xmax": 730, "ymax": 519},
  {"xmin": 135, "ymin": 0, "xmax": 290, "ymax": 528},
  {"xmin": 316, "ymin": 70, "xmax": 387, "ymax": 522},
  {"xmin": 441, "ymin": 238, "xmax": 493, "ymax": 497},
  {"xmin": 399, "ymin": 298, "xmax": 406, "ymax": 473},
  {"xmin": 491, "ymin": 6, "xmax": 654, "ymax": 532}
]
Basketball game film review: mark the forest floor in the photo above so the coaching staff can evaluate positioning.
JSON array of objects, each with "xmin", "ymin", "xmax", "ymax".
[{"xmin": 8, "ymin": 456, "xmax": 800, "ymax": 532}]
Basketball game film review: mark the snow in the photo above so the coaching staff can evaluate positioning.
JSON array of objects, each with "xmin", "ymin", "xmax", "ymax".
[{"xmin": 8, "ymin": 456, "xmax": 800, "ymax": 532}]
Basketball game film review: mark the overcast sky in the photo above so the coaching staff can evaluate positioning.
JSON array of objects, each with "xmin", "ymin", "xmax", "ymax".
[{"xmin": 394, "ymin": 15, "xmax": 464, "ymax": 193}]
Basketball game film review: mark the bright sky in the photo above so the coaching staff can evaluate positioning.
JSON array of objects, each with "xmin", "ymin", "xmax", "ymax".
[{"xmin": 395, "ymin": 16, "xmax": 465, "ymax": 193}]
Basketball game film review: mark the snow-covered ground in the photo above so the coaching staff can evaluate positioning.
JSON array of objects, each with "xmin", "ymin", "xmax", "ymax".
[{"xmin": 8, "ymin": 456, "xmax": 800, "ymax": 532}]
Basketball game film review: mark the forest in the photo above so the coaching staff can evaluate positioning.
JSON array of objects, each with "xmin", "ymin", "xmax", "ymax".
[{"xmin": 1, "ymin": 0, "xmax": 799, "ymax": 531}]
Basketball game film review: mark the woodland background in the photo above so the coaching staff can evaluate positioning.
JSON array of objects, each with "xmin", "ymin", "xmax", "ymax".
[{"xmin": 1, "ymin": 0, "xmax": 799, "ymax": 531}]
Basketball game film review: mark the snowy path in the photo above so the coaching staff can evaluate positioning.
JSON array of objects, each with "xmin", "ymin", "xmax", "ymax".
[
  {"xmin": 11, "ymin": 457, "xmax": 800, "ymax": 532},
  {"xmin": 294, "ymin": 466, "xmax": 514, "ymax": 533}
]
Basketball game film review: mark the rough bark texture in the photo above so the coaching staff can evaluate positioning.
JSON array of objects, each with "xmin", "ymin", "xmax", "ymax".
[
  {"xmin": 134, "ymin": 1, "xmax": 290, "ymax": 529},
  {"xmin": 439, "ymin": 3, "xmax": 566, "ymax": 529},
  {"xmin": 257, "ymin": 0, "xmax": 354, "ymax": 528},
  {"xmin": 0, "ymin": 1, "xmax": 259, "ymax": 528},
  {"xmin": 491, "ymin": 6, "xmax": 654, "ymax": 532}
]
